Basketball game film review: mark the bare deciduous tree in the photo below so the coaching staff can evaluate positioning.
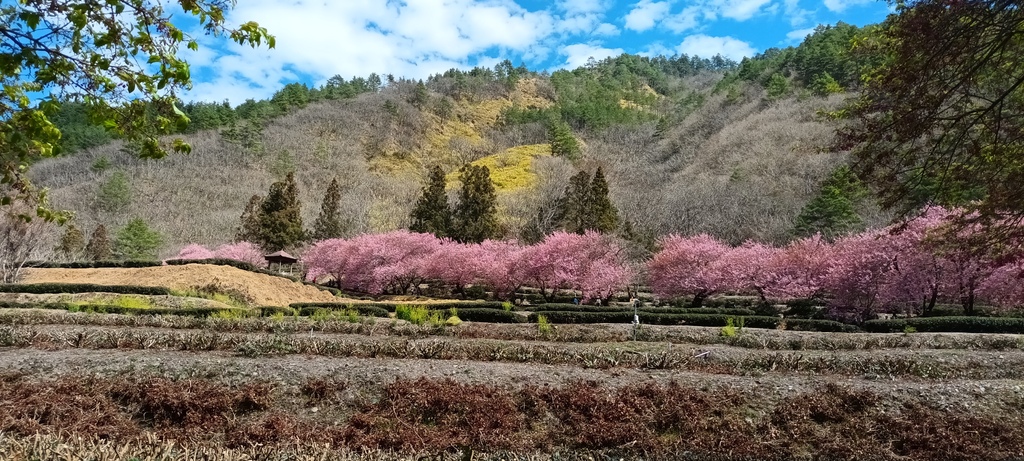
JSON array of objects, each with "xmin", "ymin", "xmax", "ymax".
[{"xmin": 0, "ymin": 208, "xmax": 51, "ymax": 283}]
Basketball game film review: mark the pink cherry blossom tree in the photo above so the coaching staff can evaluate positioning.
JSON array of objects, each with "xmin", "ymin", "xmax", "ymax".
[
  {"xmin": 213, "ymin": 242, "xmax": 267, "ymax": 268},
  {"xmin": 648, "ymin": 234, "xmax": 731, "ymax": 307},
  {"xmin": 978, "ymin": 260, "xmax": 1024, "ymax": 310},
  {"xmin": 174, "ymin": 244, "xmax": 214, "ymax": 260},
  {"xmin": 822, "ymin": 229, "xmax": 899, "ymax": 322},
  {"xmin": 304, "ymin": 231, "xmax": 443, "ymax": 295},
  {"xmin": 716, "ymin": 241, "xmax": 780, "ymax": 304},
  {"xmin": 417, "ymin": 239, "xmax": 480, "ymax": 297},
  {"xmin": 761, "ymin": 235, "xmax": 833, "ymax": 302},
  {"xmin": 518, "ymin": 231, "xmax": 632, "ymax": 302},
  {"xmin": 474, "ymin": 240, "xmax": 528, "ymax": 300},
  {"xmin": 171, "ymin": 242, "xmax": 267, "ymax": 268}
]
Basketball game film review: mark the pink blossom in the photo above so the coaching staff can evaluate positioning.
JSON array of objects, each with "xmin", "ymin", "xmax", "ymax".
[
  {"xmin": 648, "ymin": 234, "xmax": 731, "ymax": 306},
  {"xmin": 213, "ymin": 242, "xmax": 267, "ymax": 268},
  {"xmin": 174, "ymin": 244, "xmax": 214, "ymax": 260}
]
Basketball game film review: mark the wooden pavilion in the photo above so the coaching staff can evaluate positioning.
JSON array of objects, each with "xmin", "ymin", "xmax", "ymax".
[{"xmin": 264, "ymin": 250, "xmax": 299, "ymax": 274}]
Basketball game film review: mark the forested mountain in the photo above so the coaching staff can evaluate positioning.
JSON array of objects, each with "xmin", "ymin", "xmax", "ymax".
[{"xmin": 30, "ymin": 23, "xmax": 887, "ymax": 257}]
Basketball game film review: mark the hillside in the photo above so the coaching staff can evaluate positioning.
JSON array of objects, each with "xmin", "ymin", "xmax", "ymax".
[{"xmin": 29, "ymin": 24, "xmax": 888, "ymax": 256}]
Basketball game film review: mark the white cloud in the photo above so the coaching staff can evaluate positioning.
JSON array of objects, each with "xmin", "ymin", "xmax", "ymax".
[
  {"xmin": 824, "ymin": 0, "xmax": 874, "ymax": 13},
  {"xmin": 783, "ymin": 0, "xmax": 812, "ymax": 26},
  {"xmin": 593, "ymin": 23, "xmax": 620, "ymax": 36},
  {"xmin": 662, "ymin": 6, "xmax": 702, "ymax": 33},
  {"xmin": 639, "ymin": 42, "xmax": 674, "ymax": 58},
  {"xmin": 718, "ymin": 0, "xmax": 773, "ymax": 21},
  {"xmin": 557, "ymin": 0, "xmax": 609, "ymax": 14},
  {"xmin": 623, "ymin": 0, "xmax": 671, "ymax": 32},
  {"xmin": 560, "ymin": 43, "xmax": 624, "ymax": 68},
  {"xmin": 183, "ymin": 0, "xmax": 557, "ymax": 103},
  {"xmin": 556, "ymin": 12, "xmax": 603, "ymax": 34},
  {"xmin": 785, "ymin": 27, "xmax": 816, "ymax": 44},
  {"xmin": 554, "ymin": 0, "xmax": 609, "ymax": 34},
  {"xmin": 656, "ymin": 0, "xmax": 773, "ymax": 36},
  {"xmin": 677, "ymin": 34, "xmax": 756, "ymax": 60}
]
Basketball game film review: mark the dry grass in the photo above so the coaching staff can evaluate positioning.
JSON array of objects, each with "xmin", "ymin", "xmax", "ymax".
[{"xmin": 19, "ymin": 265, "xmax": 340, "ymax": 306}]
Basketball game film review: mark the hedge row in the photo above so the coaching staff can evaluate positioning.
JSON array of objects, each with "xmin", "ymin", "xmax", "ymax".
[
  {"xmin": 0, "ymin": 301, "xmax": 247, "ymax": 318},
  {"xmin": 526, "ymin": 311, "xmax": 859, "ymax": 332},
  {"xmin": 520, "ymin": 303, "xmax": 757, "ymax": 316},
  {"xmin": 290, "ymin": 301, "xmax": 507, "ymax": 313},
  {"xmin": 24, "ymin": 260, "xmax": 163, "ymax": 269},
  {"xmin": 167, "ymin": 258, "xmax": 262, "ymax": 273},
  {"xmin": 0, "ymin": 283, "xmax": 172, "ymax": 296},
  {"xmin": 295, "ymin": 305, "xmax": 390, "ymax": 318},
  {"xmin": 450, "ymin": 308, "xmax": 525, "ymax": 324},
  {"xmin": 863, "ymin": 317, "xmax": 1024, "ymax": 334}
]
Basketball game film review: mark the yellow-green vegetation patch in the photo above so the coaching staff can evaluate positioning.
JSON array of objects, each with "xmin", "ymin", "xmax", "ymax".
[
  {"xmin": 110, "ymin": 295, "xmax": 155, "ymax": 310},
  {"xmin": 449, "ymin": 144, "xmax": 551, "ymax": 192}
]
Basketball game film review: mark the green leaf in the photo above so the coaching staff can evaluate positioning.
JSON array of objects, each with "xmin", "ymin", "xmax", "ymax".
[{"xmin": 19, "ymin": 12, "xmax": 40, "ymax": 30}]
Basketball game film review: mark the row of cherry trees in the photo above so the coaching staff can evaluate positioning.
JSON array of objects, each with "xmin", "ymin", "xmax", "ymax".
[
  {"xmin": 172, "ymin": 208, "xmax": 1024, "ymax": 320},
  {"xmin": 300, "ymin": 230, "xmax": 633, "ymax": 301},
  {"xmin": 170, "ymin": 234, "xmax": 632, "ymax": 302},
  {"xmin": 649, "ymin": 208, "xmax": 1024, "ymax": 320},
  {"xmin": 174, "ymin": 242, "xmax": 268, "ymax": 268}
]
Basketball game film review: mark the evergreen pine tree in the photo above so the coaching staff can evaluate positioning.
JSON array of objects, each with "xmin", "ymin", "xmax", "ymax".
[
  {"xmin": 793, "ymin": 165, "xmax": 868, "ymax": 240},
  {"xmin": 547, "ymin": 118, "xmax": 581, "ymax": 160},
  {"xmin": 557, "ymin": 167, "xmax": 620, "ymax": 235},
  {"xmin": 589, "ymin": 166, "xmax": 620, "ymax": 233},
  {"xmin": 54, "ymin": 224, "xmax": 85, "ymax": 260},
  {"xmin": 85, "ymin": 224, "xmax": 112, "ymax": 261},
  {"xmin": 452, "ymin": 165, "xmax": 499, "ymax": 243},
  {"xmin": 258, "ymin": 172, "xmax": 304, "ymax": 251},
  {"xmin": 235, "ymin": 194, "xmax": 263, "ymax": 242},
  {"xmin": 311, "ymin": 178, "xmax": 345, "ymax": 240},
  {"xmin": 409, "ymin": 166, "xmax": 451, "ymax": 238},
  {"xmin": 115, "ymin": 217, "xmax": 163, "ymax": 260},
  {"xmin": 409, "ymin": 81, "xmax": 429, "ymax": 109},
  {"xmin": 558, "ymin": 170, "xmax": 592, "ymax": 234}
]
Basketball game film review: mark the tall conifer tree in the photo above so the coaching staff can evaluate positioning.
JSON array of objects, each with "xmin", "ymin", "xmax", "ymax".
[
  {"xmin": 235, "ymin": 194, "xmax": 263, "ymax": 242},
  {"xmin": 452, "ymin": 165, "xmax": 498, "ymax": 243},
  {"xmin": 558, "ymin": 167, "xmax": 620, "ymax": 234},
  {"xmin": 559, "ymin": 170, "xmax": 592, "ymax": 234},
  {"xmin": 258, "ymin": 172, "xmax": 304, "ymax": 251},
  {"xmin": 547, "ymin": 118, "xmax": 581, "ymax": 160},
  {"xmin": 312, "ymin": 178, "xmax": 344, "ymax": 240},
  {"xmin": 410, "ymin": 166, "xmax": 451, "ymax": 238},
  {"xmin": 589, "ymin": 166, "xmax": 619, "ymax": 233}
]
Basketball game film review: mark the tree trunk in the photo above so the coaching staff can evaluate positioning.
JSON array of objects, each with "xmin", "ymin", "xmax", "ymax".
[
  {"xmin": 923, "ymin": 285, "xmax": 938, "ymax": 316},
  {"xmin": 690, "ymin": 292, "xmax": 707, "ymax": 308},
  {"xmin": 963, "ymin": 290, "xmax": 976, "ymax": 316}
]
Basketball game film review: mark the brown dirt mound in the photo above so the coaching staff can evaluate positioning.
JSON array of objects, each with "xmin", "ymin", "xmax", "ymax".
[{"xmin": 20, "ymin": 265, "xmax": 340, "ymax": 306}]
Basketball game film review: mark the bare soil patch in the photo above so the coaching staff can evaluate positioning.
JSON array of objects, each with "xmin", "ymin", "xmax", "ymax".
[{"xmin": 20, "ymin": 265, "xmax": 340, "ymax": 306}]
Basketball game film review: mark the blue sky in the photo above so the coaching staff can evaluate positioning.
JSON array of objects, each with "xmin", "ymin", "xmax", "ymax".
[{"xmin": 178, "ymin": 0, "xmax": 891, "ymax": 104}]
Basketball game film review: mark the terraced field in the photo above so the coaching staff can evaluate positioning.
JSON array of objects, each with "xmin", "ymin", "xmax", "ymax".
[{"xmin": 1, "ymin": 302, "xmax": 1023, "ymax": 460}]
